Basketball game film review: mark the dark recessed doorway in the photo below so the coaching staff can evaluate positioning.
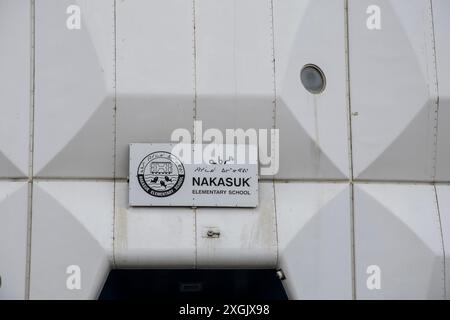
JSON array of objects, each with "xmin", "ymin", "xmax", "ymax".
[{"xmin": 99, "ymin": 269, "xmax": 288, "ymax": 300}]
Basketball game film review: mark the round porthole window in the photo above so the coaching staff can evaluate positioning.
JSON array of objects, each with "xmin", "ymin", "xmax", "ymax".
[{"xmin": 300, "ymin": 64, "xmax": 326, "ymax": 94}]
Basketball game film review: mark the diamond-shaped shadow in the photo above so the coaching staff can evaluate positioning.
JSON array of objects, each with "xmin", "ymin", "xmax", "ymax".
[
  {"xmin": 30, "ymin": 182, "xmax": 112, "ymax": 299},
  {"xmin": 355, "ymin": 185, "xmax": 444, "ymax": 299}
]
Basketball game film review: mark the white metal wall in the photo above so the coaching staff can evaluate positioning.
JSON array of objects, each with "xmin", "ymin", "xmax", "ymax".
[{"xmin": 0, "ymin": 0, "xmax": 449, "ymax": 300}]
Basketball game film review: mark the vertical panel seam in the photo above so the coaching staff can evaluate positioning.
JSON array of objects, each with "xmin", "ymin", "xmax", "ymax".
[
  {"xmin": 112, "ymin": 0, "xmax": 117, "ymax": 269},
  {"xmin": 429, "ymin": 3, "xmax": 443, "ymax": 298},
  {"xmin": 192, "ymin": 0, "xmax": 198, "ymax": 269},
  {"xmin": 269, "ymin": 0, "xmax": 279, "ymax": 268},
  {"xmin": 344, "ymin": 0, "xmax": 356, "ymax": 300},
  {"xmin": 430, "ymin": 0, "xmax": 440, "ymax": 182},
  {"xmin": 25, "ymin": 0, "xmax": 36, "ymax": 300},
  {"xmin": 434, "ymin": 185, "xmax": 446, "ymax": 299}
]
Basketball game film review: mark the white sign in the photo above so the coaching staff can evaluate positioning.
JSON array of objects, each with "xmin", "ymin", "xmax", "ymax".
[{"xmin": 129, "ymin": 144, "xmax": 259, "ymax": 207}]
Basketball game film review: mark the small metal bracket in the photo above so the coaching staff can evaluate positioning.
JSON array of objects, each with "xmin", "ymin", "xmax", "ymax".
[
  {"xmin": 276, "ymin": 269, "xmax": 286, "ymax": 281},
  {"xmin": 203, "ymin": 227, "xmax": 221, "ymax": 238}
]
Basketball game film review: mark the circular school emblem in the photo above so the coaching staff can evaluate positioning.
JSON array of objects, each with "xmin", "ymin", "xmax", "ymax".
[{"xmin": 137, "ymin": 151, "xmax": 185, "ymax": 197}]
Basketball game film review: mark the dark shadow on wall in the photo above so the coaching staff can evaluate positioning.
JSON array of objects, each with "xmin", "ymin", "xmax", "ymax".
[{"xmin": 99, "ymin": 269, "xmax": 288, "ymax": 300}]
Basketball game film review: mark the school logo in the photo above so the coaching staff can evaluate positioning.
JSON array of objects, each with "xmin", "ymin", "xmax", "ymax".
[{"xmin": 137, "ymin": 151, "xmax": 185, "ymax": 197}]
